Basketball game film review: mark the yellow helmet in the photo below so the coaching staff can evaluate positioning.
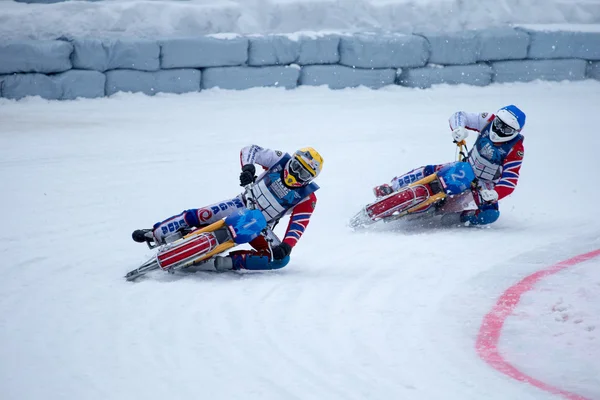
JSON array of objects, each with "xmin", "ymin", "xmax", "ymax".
[{"xmin": 283, "ymin": 147, "xmax": 323, "ymax": 187}]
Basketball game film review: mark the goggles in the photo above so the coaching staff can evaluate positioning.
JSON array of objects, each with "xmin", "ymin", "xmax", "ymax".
[
  {"xmin": 289, "ymin": 158, "xmax": 313, "ymax": 182},
  {"xmin": 493, "ymin": 117, "xmax": 518, "ymax": 137}
]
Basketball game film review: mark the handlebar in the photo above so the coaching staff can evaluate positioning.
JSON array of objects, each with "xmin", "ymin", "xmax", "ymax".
[
  {"xmin": 453, "ymin": 140, "xmax": 482, "ymax": 191},
  {"xmin": 454, "ymin": 140, "xmax": 469, "ymax": 162},
  {"xmin": 243, "ymin": 183, "xmax": 258, "ymax": 210}
]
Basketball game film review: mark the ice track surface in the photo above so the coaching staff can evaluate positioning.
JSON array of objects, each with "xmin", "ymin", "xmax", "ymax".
[{"xmin": 1, "ymin": 82, "xmax": 599, "ymax": 400}]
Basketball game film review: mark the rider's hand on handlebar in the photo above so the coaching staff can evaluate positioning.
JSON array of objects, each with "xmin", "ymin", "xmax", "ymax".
[
  {"xmin": 240, "ymin": 164, "xmax": 256, "ymax": 186},
  {"xmin": 452, "ymin": 127, "xmax": 469, "ymax": 143}
]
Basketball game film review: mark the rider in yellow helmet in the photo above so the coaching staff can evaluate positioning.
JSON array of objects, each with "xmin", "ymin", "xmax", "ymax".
[
  {"xmin": 283, "ymin": 147, "xmax": 323, "ymax": 188},
  {"xmin": 132, "ymin": 145, "xmax": 323, "ymax": 271}
]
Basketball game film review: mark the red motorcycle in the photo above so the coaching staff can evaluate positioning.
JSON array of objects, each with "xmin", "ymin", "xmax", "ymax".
[
  {"xmin": 125, "ymin": 185, "xmax": 270, "ymax": 281},
  {"xmin": 350, "ymin": 142, "xmax": 479, "ymax": 229}
]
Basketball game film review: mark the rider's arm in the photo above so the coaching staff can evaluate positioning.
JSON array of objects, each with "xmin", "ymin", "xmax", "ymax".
[
  {"xmin": 282, "ymin": 193, "xmax": 317, "ymax": 248},
  {"xmin": 495, "ymin": 138, "xmax": 525, "ymax": 200},
  {"xmin": 449, "ymin": 111, "xmax": 494, "ymax": 132},
  {"xmin": 240, "ymin": 145, "xmax": 285, "ymax": 170}
]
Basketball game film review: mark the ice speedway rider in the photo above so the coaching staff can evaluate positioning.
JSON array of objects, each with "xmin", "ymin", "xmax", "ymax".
[
  {"xmin": 132, "ymin": 145, "xmax": 323, "ymax": 271},
  {"xmin": 373, "ymin": 105, "xmax": 526, "ymax": 225}
]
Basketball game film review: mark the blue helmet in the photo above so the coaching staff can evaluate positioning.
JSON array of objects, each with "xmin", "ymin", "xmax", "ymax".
[{"xmin": 490, "ymin": 105, "xmax": 526, "ymax": 143}]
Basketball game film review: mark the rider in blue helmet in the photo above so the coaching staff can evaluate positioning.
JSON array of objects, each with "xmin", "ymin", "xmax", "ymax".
[{"xmin": 373, "ymin": 105, "xmax": 526, "ymax": 226}]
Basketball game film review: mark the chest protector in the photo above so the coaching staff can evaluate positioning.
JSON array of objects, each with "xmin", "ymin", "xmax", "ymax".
[
  {"xmin": 250, "ymin": 154, "xmax": 319, "ymax": 222},
  {"xmin": 469, "ymin": 123, "xmax": 522, "ymax": 182}
]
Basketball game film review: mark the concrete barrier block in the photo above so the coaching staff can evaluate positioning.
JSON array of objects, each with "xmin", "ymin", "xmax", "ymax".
[
  {"xmin": 0, "ymin": 40, "xmax": 73, "ymax": 74},
  {"xmin": 492, "ymin": 59, "xmax": 588, "ymax": 83},
  {"xmin": 299, "ymin": 65, "xmax": 396, "ymax": 89},
  {"xmin": 201, "ymin": 66, "xmax": 300, "ymax": 90},
  {"xmin": 161, "ymin": 37, "xmax": 248, "ymax": 69},
  {"xmin": 588, "ymin": 62, "xmax": 600, "ymax": 80},
  {"xmin": 71, "ymin": 38, "xmax": 160, "ymax": 72},
  {"xmin": 296, "ymin": 35, "xmax": 340, "ymax": 65},
  {"xmin": 398, "ymin": 64, "xmax": 493, "ymax": 88},
  {"xmin": 1, "ymin": 73, "xmax": 61, "ymax": 100},
  {"xmin": 53, "ymin": 70, "xmax": 106, "ymax": 99},
  {"xmin": 105, "ymin": 69, "xmax": 201, "ymax": 96},
  {"xmin": 248, "ymin": 36, "xmax": 300, "ymax": 66},
  {"xmin": 418, "ymin": 31, "xmax": 479, "ymax": 65},
  {"xmin": 519, "ymin": 28, "xmax": 600, "ymax": 60},
  {"xmin": 477, "ymin": 28, "xmax": 530, "ymax": 61},
  {"xmin": 340, "ymin": 34, "xmax": 429, "ymax": 68}
]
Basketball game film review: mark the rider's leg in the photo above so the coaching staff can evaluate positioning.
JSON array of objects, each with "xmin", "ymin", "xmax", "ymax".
[
  {"xmin": 373, "ymin": 165, "xmax": 442, "ymax": 197},
  {"xmin": 213, "ymin": 235, "xmax": 290, "ymax": 271},
  {"xmin": 133, "ymin": 196, "xmax": 245, "ymax": 244}
]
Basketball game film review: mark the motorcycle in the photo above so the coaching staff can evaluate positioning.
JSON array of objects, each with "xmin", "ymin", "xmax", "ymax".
[
  {"xmin": 349, "ymin": 141, "xmax": 479, "ymax": 229},
  {"xmin": 125, "ymin": 184, "xmax": 271, "ymax": 281}
]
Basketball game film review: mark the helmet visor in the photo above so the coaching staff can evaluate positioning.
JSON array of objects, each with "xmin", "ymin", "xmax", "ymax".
[
  {"xmin": 289, "ymin": 158, "xmax": 313, "ymax": 183},
  {"xmin": 493, "ymin": 117, "xmax": 518, "ymax": 138}
]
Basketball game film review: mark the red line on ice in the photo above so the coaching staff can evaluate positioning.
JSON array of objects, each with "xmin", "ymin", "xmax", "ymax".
[{"xmin": 476, "ymin": 249, "xmax": 600, "ymax": 400}]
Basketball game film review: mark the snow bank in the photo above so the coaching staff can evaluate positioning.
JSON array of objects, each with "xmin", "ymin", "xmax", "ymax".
[{"xmin": 2, "ymin": 0, "xmax": 600, "ymax": 40}]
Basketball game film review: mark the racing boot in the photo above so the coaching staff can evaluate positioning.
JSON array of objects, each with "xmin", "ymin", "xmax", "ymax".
[
  {"xmin": 373, "ymin": 184, "xmax": 393, "ymax": 198},
  {"xmin": 132, "ymin": 229, "xmax": 155, "ymax": 244}
]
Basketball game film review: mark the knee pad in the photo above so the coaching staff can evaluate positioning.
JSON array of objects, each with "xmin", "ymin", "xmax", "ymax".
[
  {"xmin": 183, "ymin": 209, "xmax": 200, "ymax": 227},
  {"xmin": 423, "ymin": 165, "xmax": 436, "ymax": 176}
]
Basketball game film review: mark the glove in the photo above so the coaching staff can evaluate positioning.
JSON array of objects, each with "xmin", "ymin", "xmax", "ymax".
[
  {"xmin": 479, "ymin": 189, "xmax": 499, "ymax": 203},
  {"xmin": 239, "ymin": 164, "xmax": 256, "ymax": 186},
  {"xmin": 271, "ymin": 242, "xmax": 292, "ymax": 260},
  {"xmin": 452, "ymin": 127, "xmax": 469, "ymax": 142}
]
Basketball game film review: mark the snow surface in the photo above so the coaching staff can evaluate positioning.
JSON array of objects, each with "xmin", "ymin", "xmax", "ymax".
[
  {"xmin": 1, "ymin": 80, "xmax": 600, "ymax": 399},
  {"xmin": 2, "ymin": 0, "xmax": 600, "ymax": 39},
  {"xmin": 502, "ymin": 257, "xmax": 600, "ymax": 399}
]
